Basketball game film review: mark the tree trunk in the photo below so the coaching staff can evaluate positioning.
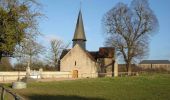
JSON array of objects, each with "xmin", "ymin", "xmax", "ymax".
[
  {"xmin": 29, "ymin": 55, "xmax": 32, "ymax": 69},
  {"xmin": 126, "ymin": 62, "xmax": 132, "ymax": 75}
]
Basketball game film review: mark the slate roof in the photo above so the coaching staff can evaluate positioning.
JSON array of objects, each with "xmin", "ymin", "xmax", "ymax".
[
  {"xmin": 60, "ymin": 47, "xmax": 115, "ymax": 61},
  {"xmin": 98, "ymin": 47, "xmax": 114, "ymax": 58},
  {"xmin": 60, "ymin": 49, "xmax": 70, "ymax": 59},
  {"xmin": 89, "ymin": 47, "xmax": 115, "ymax": 59},
  {"xmin": 88, "ymin": 51, "xmax": 98, "ymax": 60},
  {"xmin": 139, "ymin": 60, "xmax": 170, "ymax": 64},
  {"xmin": 72, "ymin": 10, "xmax": 86, "ymax": 41}
]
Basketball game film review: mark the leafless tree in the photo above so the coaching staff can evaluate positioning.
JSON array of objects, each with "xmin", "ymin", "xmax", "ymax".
[
  {"xmin": 46, "ymin": 39, "xmax": 69, "ymax": 70},
  {"xmin": 24, "ymin": 38, "xmax": 44, "ymax": 67},
  {"xmin": 103, "ymin": 0, "xmax": 159, "ymax": 74},
  {"xmin": 14, "ymin": 37, "xmax": 44, "ymax": 69}
]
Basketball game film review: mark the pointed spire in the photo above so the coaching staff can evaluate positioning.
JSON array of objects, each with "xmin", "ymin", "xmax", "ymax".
[{"xmin": 72, "ymin": 10, "xmax": 86, "ymax": 41}]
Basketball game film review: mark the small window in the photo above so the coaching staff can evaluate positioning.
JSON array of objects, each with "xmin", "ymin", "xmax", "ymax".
[{"xmin": 75, "ymin": 61, "xmax": 76, "ymax": 66}]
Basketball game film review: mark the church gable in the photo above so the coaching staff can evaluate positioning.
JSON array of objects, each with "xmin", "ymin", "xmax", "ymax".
[
  {"xmin": 61, "ymin": 44, "xmax": 95, "ymax": 63},
  {"xmin": 60, "ymin": 44, "xmax": 98, "ymax": 74}
]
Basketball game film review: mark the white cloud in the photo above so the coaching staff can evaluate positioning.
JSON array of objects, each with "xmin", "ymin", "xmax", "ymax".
[{"xmin": 41, "ymin": 34, "xmax": 63, "ymax": 42}]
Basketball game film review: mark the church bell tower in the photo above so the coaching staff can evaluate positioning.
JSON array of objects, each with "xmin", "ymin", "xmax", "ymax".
[{"xmin": 72, "ymin": 10, "xmax": 86, "ymax": 50}]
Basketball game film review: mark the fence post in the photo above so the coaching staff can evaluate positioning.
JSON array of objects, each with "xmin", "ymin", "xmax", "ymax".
[{"xmin": 1, "ymin": 87, "xmax": 6, "ymax": 100}]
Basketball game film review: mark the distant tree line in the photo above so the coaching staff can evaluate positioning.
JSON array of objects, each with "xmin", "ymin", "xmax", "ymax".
[
  {"xmin": 0, "ymin": 56, "xmax": 64, "ymax": 71},
  {"xmin": 13, "ymin": 61, "xmax": 58, "ymax": 71}
]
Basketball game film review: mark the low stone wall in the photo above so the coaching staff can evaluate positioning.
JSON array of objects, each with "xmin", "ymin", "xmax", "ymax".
[
  {"xmin": 0, "ymin": 71, "xmax": 99, "ymax": 82},
  {"xmin": 80, "ymin": 73, "xmax": 98, "ymax": 78},
  {"xmin": 41, "ymin": 71, "xmax": 71, "ymax": 79},
  {"xmin": 0, "ymin": 71, "xmax": 71, "ymax": 82},
  {"xmin": 0, "ymin": 72, "xmax": 26, "ymax": 82}
]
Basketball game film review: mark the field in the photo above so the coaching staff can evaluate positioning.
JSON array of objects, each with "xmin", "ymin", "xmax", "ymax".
[{"xmin": 9, "ymin": 74, "xmax": 170, "ymax": 100}]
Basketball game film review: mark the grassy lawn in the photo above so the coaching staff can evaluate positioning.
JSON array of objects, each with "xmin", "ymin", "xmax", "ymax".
[{"xmin": 8, "ymin": 74, "xmax": 170, "ymax": 100}]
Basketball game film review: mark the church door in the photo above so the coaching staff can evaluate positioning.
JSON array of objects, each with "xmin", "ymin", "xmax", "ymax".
[{"xmin": 72, "ymin": 70, "xmax": 78, "ymax": 78}]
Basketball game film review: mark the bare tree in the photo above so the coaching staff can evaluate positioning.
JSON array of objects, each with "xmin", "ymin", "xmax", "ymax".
[
  {"xmin": 46, "ymin": 39, "xmax": 69, "ymax": 70},
  {"xmin": 102, "ymin": 0, "xmax": 159, "ymax": 74},
  {"xmin": 24, "ymin": 38, "xmax": 44, "ymax": 67},
  {"xmin": 14, "ymin": 37, "xmax": 44, "ymax": 69}
]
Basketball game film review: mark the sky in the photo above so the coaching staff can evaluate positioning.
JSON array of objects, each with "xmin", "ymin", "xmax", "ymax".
[{"xmin": 38, "ymin": 0, "xmax": 170, "ymax": 61}]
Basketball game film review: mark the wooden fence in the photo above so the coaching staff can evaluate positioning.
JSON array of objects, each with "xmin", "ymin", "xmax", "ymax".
[{"xmin": 0, "ymin": 84, "xmax": 24, "ymax": 100}]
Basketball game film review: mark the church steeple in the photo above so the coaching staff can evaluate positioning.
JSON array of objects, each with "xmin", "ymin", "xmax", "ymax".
[{"xmin": 72, "ymin": 10, "xmax": 86, "ymax": 50}]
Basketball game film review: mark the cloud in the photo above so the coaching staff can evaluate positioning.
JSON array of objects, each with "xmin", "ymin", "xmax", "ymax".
[{"xmin": 39, "ymin": 34, "xmax": 64, "ymax": 43}]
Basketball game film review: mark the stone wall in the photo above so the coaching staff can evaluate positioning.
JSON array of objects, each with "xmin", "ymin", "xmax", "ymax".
[
  {"xmin": 0, "ymin": 71, "xmax": 71, "ymax": 82},
  {"xmin": 97, "ymin": 58, "xmax": 114, "ymax": 77},
  {"xmin": 41, "ymin": 71, "xmax": 71, "ymax": 79},
  {"xmin": 0, "ymin": 72, "xmax": 26, "ymax": 82},
  {"xmin": 103, "ymin": 58, "xmax": 114, "ymax": 73},
  {"xmin": 0, "ymin": 71, "xmax": 100, "ymax": 82}
]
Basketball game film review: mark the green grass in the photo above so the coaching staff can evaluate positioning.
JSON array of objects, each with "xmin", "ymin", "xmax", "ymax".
[{"xmin": 9, "ymin": 74, "xmax": 170, "ymax": 100}]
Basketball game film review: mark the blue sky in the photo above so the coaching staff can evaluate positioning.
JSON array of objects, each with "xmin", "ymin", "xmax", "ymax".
[{"xmin": 38, "ymin": 0, "xmax": 170, "ymax": 60}]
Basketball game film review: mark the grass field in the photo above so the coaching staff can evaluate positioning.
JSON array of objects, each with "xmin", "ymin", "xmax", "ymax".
[{"xmin": 9, "ymin": 74, "xmax": 170, "ymax": 100}]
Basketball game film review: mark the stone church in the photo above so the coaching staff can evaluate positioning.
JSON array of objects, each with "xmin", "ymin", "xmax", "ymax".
[{"xmin": 60, "ymin": 10, "xmax": 115, "ymax": 78}]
